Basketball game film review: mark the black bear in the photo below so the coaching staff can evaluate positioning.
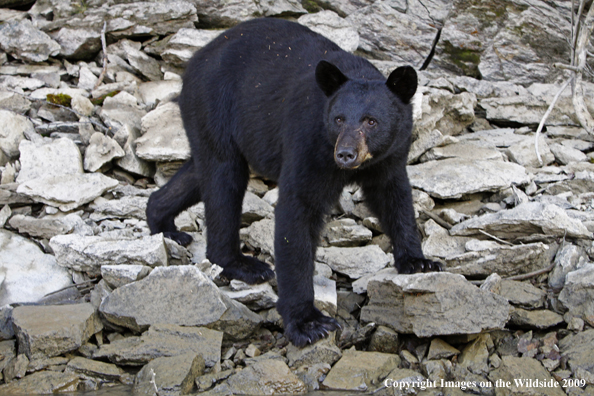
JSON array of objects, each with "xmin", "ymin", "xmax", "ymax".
[{"xmin": 146, "ymin": 18, "xmax": 442, "ymax": 347}]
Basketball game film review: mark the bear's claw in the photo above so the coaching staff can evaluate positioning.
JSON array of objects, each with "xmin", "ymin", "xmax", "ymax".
[{"xmin": 283, "ymin": 307, "xmax": 340, "ymax": 348}]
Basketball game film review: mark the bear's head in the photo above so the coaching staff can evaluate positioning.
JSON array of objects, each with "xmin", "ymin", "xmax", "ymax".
[{"xmin": 316, "ymin": 60, "xmax": 417, "ymax": 170}]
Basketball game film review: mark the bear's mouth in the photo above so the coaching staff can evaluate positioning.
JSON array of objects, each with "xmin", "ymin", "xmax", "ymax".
[{"xmin": 334, "ymin": 131, "xmax": 373, "ymax": 169}]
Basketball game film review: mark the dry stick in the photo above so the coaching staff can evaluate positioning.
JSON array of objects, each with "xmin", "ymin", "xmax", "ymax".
[
  {"xmin": 478, "ymin": 229, "xmax": 514, "ymax": 246},
  {"xmin": 43, "ymin": 280, "xmax": 97, "ymax": 297},
  {"xmin": 572, "ymin": 2, "xmax": 594, "ymax": 134},
  {"xmin": 534, "ymin": 77, "xmax": 572, "ymax": 165},
  {"xmin": 421, "ymin": 209, "xmax": 452, "ymax": 230},
  {"xmin": 470, "ymin": 262, "xmax": 556, "ymax": 285},
  {"xmin": 93, "ymin": 21, "xmax": 108, "ymax": 91}
]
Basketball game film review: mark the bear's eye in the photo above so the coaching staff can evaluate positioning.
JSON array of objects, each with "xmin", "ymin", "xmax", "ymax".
[
  {"xmin": 366, "ymin": 118, "xmax": 377, "ymax": 126},
  {"xmin": 335, "ymin": 116, "xmax": 344, "ymax": 124}
]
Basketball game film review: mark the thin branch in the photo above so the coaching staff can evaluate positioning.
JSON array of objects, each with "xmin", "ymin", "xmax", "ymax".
[
  {"xmin": 535, "ymin": 77, "xmax": 572, "ymax": 165},
  {"xmin": 421, "ymin": 209, "xmax": 453, "ymax": 230},
  {"xmin": 470, "ymin": 262, "xmax": 555, "ymax": 285},
  {"xmin": 43, "ymin": 280, "xmax": 98, "ymax": 297},
  {"xmin": 571, "ymin": 0, "xmax": 588, "ymax": 66},
  {"xmin": 94, "ymin": 22, "xmax": 108, "ymax": 90},
  {"xmin": 478, "ymin": 229, "xmax": 514, "ymax": 246},
  {"xmin": 553, "ymin": 63, "xmax": 582, "ymax": 72}
]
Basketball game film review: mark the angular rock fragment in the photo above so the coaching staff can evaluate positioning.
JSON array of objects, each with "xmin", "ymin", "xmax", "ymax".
[
  {"xmin": 12, "ymin": 303, "xmax": 102, "ymax": 360},
  {"xmin": 322, "ymin": 349, "xmax": 400, "ymax": 391},
  {"xmin": 84, "ymin": 132, "xmax": 125, "ymax": 172},
  {"xmin": 89, "ymin": 195, "xmax": 149, "ymax": 221},
  {"xmin": 50, "ymin": 233, "xmax": 167, "ymax": 276},
  {"xmin": 0, "ymin": 371, "xmax": 80, "ymax": 394},
  {"xmin": 220, "ymin": 280, "xmax": 278, "ymax": 311},
  {"xmin": 508, "ymin": 308, "xmax": 564, "ymax": 329},
  {"xmin": 94, "ymin": 324, "xmax": 222, "ymax": 368},
  {"xmin": 488, "ymin": 356, "xmax": 566, "ymax": 396},
  {"xmin": 316, "ymin": 245, "xmax": 391, "ymax": 279},
  {"xmin": 298, "ymin": 10, "xmax": 359, "ymax": 53},
  {"xmin": 407, "ymin": 159, "xmax": 530, "ymax": 199},
  {"xmin": 134, "ymin": 353, "xmax": 205, "ymax": 396},
  {"xmin": 17, "ymin": 173, "xmax": 119, "ymax": 212},
  {"xmin": 99, "ymin": 266, "xmax": 225, "ymax": 332},
  {"xmin": 225, "ymin": 359, "xmax": 306, "ymax": 395},
  {"xmin": 323, "ymin": 218, "xmax": 372, "ymax": 247},
  {"xmin": 135, "ymin": 102, "xmax": 190, "ymax": 161},
  {"xmin": 100, "ymin": 265, "xmax": 151, "ymax": 289},
  {"xmin": 0, "ymin": 230, "xmax": 72, "ymax": 305},
  {"xmin": 0, "ymin": 19, "xmax": 60, "ymax": 62},
  {"xmin": 450, "ymin": 202, "xmax": 591, "ymax": 240},
  {"xmin": 161, "ymin": 28, "xmax": 222, "ymax": 66},
  {"xmin": 65, "ymin": 357, "xmax": 126, "ymax": 382},
  {"xmin": 558, "ymin": 264, "xmax": 594, "ymax": 323},
  {"xmin": 360, "ymin": 270, "xmax": 510, "ymax": 337},
  {"xmin": 17, "ymin": 138, "xmax": 83, "ymax": 183}
]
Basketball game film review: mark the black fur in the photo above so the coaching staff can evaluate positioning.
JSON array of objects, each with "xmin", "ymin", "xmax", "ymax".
[{"xmin": 146, "ymin": 18, "xmax": 442, "ymax": 347}]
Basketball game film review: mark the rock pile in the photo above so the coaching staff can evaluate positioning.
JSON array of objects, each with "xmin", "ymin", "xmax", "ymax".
[{"xmin": 1, "ymin": 0, "xmax": 594, "ymax": 395}]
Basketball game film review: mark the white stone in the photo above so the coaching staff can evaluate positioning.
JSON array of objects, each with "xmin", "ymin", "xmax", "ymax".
[
  {"xmin": 101, "ymin": 265, "xmax": 151, "ymax": 289},
  {"xmin": 316, "ymin": 245, "xmax": 391, "ymax": 279},
  {"xmin": 16, "ymin": 138, "xmax": 83, "ymax": 183},
  {"xmin": 84, "ymin": 133, "xmax": 125, "ymax": 172},
  {"xmin": 17, "ymin": 173, "xmax": 119, "ymax": 212},
  {"xmin": 0, "ymin": 110, "xmax": 32, "ymax": 159},
  {"xmin": 298, "ymin": 11, "xmax": 359, "ymax": 53},
  {"xmin": 0, "ymin": 230, "xmax": 72, "ymax": 305}
]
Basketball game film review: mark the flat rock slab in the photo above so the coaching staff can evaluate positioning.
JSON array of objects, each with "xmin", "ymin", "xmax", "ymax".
[
  {"xmin": 134, "ymin": 353, "xmax": 205, "ymax": 396},
  {"xmin": 135, "ymin": 101, "xmax": 190, "ymax": 162},
  {"xmin": 322, "ymin": 349, "xmax": 401, "ymax": 391},
  {"xmin": 360, "ymin": 270, "xmax": 510, "ymax": 337},
  {"xmin": 50, "ymin": 233, "xmax": 167, "ymax": 277},
  {"xmin": 450, "ymin": 202, "xmax": 592, "ymax": 240},
  {"xmin": 64, "ymin": 357, "xmax": 126, "ymax": 382},
  {"xmin": 559, "ymin": 264, "xmax": 594, "ymax": 322},
  {"xmin": 509, "ymin": 308, "xmax": 564, "ymax": 329},
  {"xmin": 559, "ymin": 329, "xmax": 594, "ymax": 374},
  {"xmin": 407, "ymin": 159, "xmax": 530, "ymax": 199},
  {"xmin": 316, "ymin": 245, "xmax": 391, "ymax": 279},
  {"xmin": 446, "ymin": 242, "xmax": 550, "ymax": 278},
  {"xmin": 0, "ymin": 19, "xmax": 60, "ymax": 62},
  {"xmin": 17, "ymin": 173, "xmax": 119, "ymax": 212},
  {"xmin": 99, "ymin": 266, "xmax": 227, "ymax": 332},
  {"xmin": 0, "ymin": 230, "xmax": 72, "ymax": 305},
  {"xmin": 0, "ymin": 370, "xmax": 80, "ymax": 394},
  {"xmin": 12, "ymin": 303, "xmax": 102, "ymax": 360},
  {"xmin": 94, "ymin": 324, "xmax": 222, "ymax": 368},
  {"xmin": 488, "ymin": 356, "xmax": 566, "ymax": 396},
  {"xmin": 16, "ymin": 138, "xmax": 83, "ymax": 183},
  {"xmin": 100, "ymin": 264, "xmax": 151, "ymax": 289},
  {"xmin": 224, "ymin": 359, "xmax": 306, "ymax": 395}
]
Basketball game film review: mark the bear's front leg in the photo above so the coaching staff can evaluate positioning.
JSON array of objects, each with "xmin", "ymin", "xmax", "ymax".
[
  {"xmin": 362, "ymin": 171, "xmax": 443, "ymax": 274},
  {"xmin": 274, "ymin": 189, "xmax": 341, "ymax": 347}
]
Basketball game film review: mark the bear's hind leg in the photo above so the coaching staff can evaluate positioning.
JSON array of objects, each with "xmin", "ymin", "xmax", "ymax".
[
  {"xmin": 146, "ymin": 160, "xmax": 201, "ymax": 246},
  {"xmin": 201, "ymin": 158, "xmax": 275, "ymax": 285}
]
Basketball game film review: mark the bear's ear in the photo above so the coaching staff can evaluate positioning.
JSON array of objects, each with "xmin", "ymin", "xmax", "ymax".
[
  {"xmin": 386, "ymin": 66, "xmax": 417, "ymax": 104},
  {"xmin": 316, "ymin": 60, "xmax": 349, "ymax": 97}
]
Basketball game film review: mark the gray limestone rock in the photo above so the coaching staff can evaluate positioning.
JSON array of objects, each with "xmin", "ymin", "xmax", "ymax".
[
  {"xmin": 488, "ymin": 356, "xmax": 566, "ymax": 396},
  {"xmin": 99, "ymin": 266, "xmax": 226, "ymax": 332},
  {"xmin": 407, "ymin": 158, "xmax": 530, "ymax": 199},
  {"xmin": 52, "ymin": 27, "xmax": 101, "ymax": 60},
  {"xmin": 316, "ymin": 245, "xmax": 391, "ymax": 279},
  {"xmin": 508, "ymin": 308, "xmax": 564, "ymax": 329},
  {"xmin": 346, "ymin": 2, "xmax": 437, "ymax": 66},
  {"xmin": 368, "ymin": 326, "xmax": 400, "ymax": 354},
  {"xmin": 498, "ymin": 280, "xmax": 546, "ymax": 309},
  {"xmin": 559, "ymin": 329, "xmax": 594, "ymax": 374},
  {"xmin": 225, "ymin": 359, "xmax": 306, "ymax": 395},
  {"xmin": 420, "ymin": 142, "xmax": 504, "ymax": 163},
  {"xmin": 94, "ymin": 324, "xmax": 222, "ymax": 368},
  {"xmin": 408, "ymin": 129, "xmax": 444, "ymax": 164},
  {"xmin": 241, "ymin": 218, "xmax": 275, "ymax": 255},
  {"xmin": 192, "ymin": 0, "xmax": 259, "ymax": 28},
  {"xmin": 323, "ymin": 218, "xmax": 373, "ymax": 247},
  {"xmin": 0, "ymin": 371, "xmax": 80, "ymax": 394},
  {"xmin": 0, "ymin": 230, "xmax": 72, "ymax": 306},
  {"xmin": 17, "ymin": 173, "xmax": 119, "ymax": 212},
  {"xmin": 0, "ymin": 19, "xmax": 60, "ymax": 62},
  {"xmin": 161, "ymin": 28, "xmax": 222, "ymax": 66},
  {"xmin": 241, "ymin": 191, "xmax": 274, "ymax": 224},
  {"xmin": 258, "ymin": 0, "xmax": 306, "ymax": 16},
  {"xmin": 221, "ymin": 280, "xmax": 278, "ymax": 311},
  {"xmin": 65, "ymin": 356, "xmax": 126, "ymax": 382},
  {"xmin": 450, "ymin": 202, "xmax": 591, "ymax": 240},
  {"xmin": 505, "ymin": 135, "xmax": 555, "ymax": 168},
  {"xmin": 136, "ymin": 102, "xmax": 190, "ymax": 162},
  {"xmin": 0, "ymin": 110, "xmax": 33, "ymax": 159},
  {"xmin": 427, "ymin": 338, "xmax": 460, "ymax": 360},
  {"xmin": 115, "ymin": 124, "xmax": 155, "ymax": 178},
  {"xmin": 16, "ymin": 138, "xmax": 83, "ymax": 183},
  {"xmin": 361, "ymin": 270, "xmax": 510, "ymax": 337},
  {"xmin": 100, "ymin": 264, "xmax": 151, "ymax": 289},
  {"xmin": 89, "ymin": 195, "xmax": 149, "ymax": 221},
  {"xmin": 558, "ymin": 264, "xmax": 594, "ymax": 322},
  {"xmin": 134, "ymin": 353, "xmax": 205, "ymax": 396},
  {"xmin": 12, "ymin": 303, "xmax": 102, "ymax": 360},
  {"xmin": 8, "ymin": 213, "xmax": 74, "ymax": 239},
  {"xmin": 84, "ymin": 132, "xmax": 125, "ymax": 172},
  {"xmin": 0, "ymin": 91, "xmax": 31, "ymax": 114},
  {"xmin": 137, "ymin": 80, "xmax": 183, "ymax": 106},
  {"xmin": 207, "ymin": 293, "xmax": 263, "ymax": 341},
  {"xmin": 99, "ymin": 92, "xmax": 147, "ymax": 134},
  {"xmin": 458, "ymin": 334, "xmax": 490, "ymax": 375},
  {"xmin": 298, "ymin": 10, "xmax": 359, "ymax": 53},
  {"xmin": 286, "ymin": 332, "xmax": 342, "ymax": 368},
  {"xmin": 314, "ymin": 275, "xmax": 337, "ymax": 316},
  {"xmin": 50, "ymin": 233, "xmax": 167, "ymax": 277},
  {"xmin": 322, "ymin": 349, "xmax": 400, "ymax": 391}
]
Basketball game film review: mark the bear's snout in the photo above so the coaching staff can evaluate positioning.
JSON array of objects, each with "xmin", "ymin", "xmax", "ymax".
[{"xmin": 334, "ymin": 130, "xmax": 372, "ymax": 169}]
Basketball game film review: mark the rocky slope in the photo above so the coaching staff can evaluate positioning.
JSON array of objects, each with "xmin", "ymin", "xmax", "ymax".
[{"xmin": 0, "ymin": 0, "xmax": 594, "ymax": 395}]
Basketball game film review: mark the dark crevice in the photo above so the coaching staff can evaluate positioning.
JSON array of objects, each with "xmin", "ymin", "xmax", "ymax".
[{"xmin": 419, "ymin": 27, "xmax": 442, "ymax": 71}]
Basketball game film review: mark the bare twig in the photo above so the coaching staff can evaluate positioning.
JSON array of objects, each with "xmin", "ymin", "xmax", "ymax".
[
  {"xmin": 535, "ymin": 77, "xmax": 572, "ymax": 165},
  {"xmin": 553, "ymin": 63, "xmax": 582, "ymax": 72},
  {"xmin": 94, "ymin": 22, "xmax": 108, "ymax": 90},
  {"xmin": 478, "ymin": 229, "xmax": 514, "ymax": 246},
  {"xmin": 150, "ymin": 369, "xmax": 159, "ymax": 395},
  {"xmin": 43, "ymin": 280, "xmax": 98, "ymax": 297},
  {"xmin": 470, "ymin": 262, "xmax": 555, "ymax": 285},
  {"xmin": 572, "ymin": 1, "xmax": 594, "ymax": 133},
  {"xmin": 421, "ymin": 209, "xmax": 453, "ymax": 230}
]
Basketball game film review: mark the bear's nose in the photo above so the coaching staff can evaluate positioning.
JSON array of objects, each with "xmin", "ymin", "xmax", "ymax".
[{"xmin": 335, "ymin": 146, "xmax": 358, "ymax": 168}]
